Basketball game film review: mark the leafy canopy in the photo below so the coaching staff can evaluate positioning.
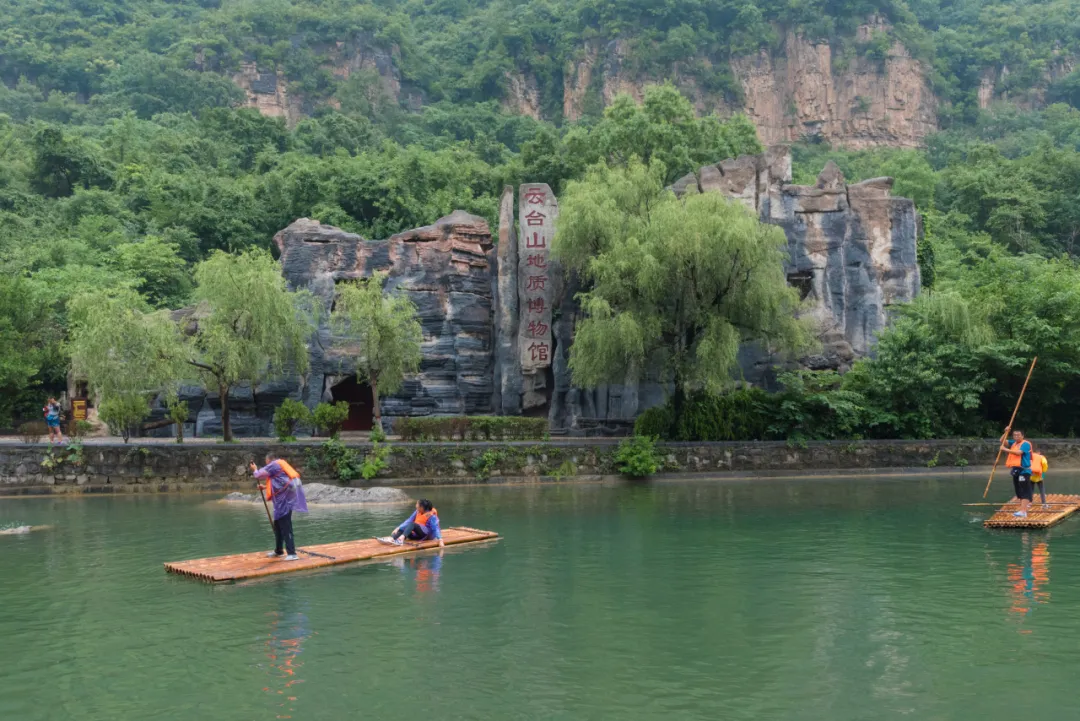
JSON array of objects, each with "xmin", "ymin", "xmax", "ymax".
[{"xmin": 554, "ymin": 159, "xmax": 809, "ymax": 395}]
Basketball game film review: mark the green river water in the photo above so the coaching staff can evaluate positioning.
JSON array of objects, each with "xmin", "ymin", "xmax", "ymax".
[{"xmin": 3, "ymin": 474, "xmax": 1080, "ymax": 720}]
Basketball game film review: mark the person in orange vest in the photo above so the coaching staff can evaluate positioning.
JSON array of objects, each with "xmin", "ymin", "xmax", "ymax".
[
  {"xmin": 250, "ymin": 454, "xmax": 309, "ymax": 560},
  {"xmin": 380, "ymin": 498, "xmax": 444, "ymax": 548},
  {"xmin": 1030, "ymin": 447, "xmax": 1049, "ymax": 506},
  {"xmin": 1000, "ymin": 429, "xmax": 1034, "ymax": 518}
]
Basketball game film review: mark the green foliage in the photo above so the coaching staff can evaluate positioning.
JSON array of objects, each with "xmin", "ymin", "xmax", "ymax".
[
  {"xmin": 313, "ymin": 401, "xmax": 350, "ymax": 439},
  {"xmin": 394, "ymin": 416, "xmax": 548, "ymax": 441},
  {"xmin": 167, "ymin": 399, "xmax": 189, "ymax": 443},
  {"xmin": 187, "ymin": 249, "xmax": 313, "ymax": 441},
  {"xmin": 41, "ymin": 439, "xmax": 83, "ymax": 471},
  {"xmin": 68, "ymin": 288, "xmax": 186, "ymax": 439},
  {"xmin": 471, "ymin": 450, "xmax": 507, "ymax": 480},
  {"xmin": 555, "ymin": 159, "xmax": 809, "ymax": 397},
  {"xmin": 330, "ymin": 271, "xmax": 422, "ymax": 432},
  {"xmin": 613, "ymin": 435, "xmax": 661, "ymax": 478},
  {"xmin": 273, "ymin": 399, "xmax": 312, "ymax": 442},
  {"xmin": 361, "ymin": 441, "xmax": 392, "ymax": 480},
  {"xmin": 72, "ymin": 420, "xmax": 93, "ymax": 438},
  {"xmin": 98, "ymin": 394, "xmax": 150, "ymax": 442}
]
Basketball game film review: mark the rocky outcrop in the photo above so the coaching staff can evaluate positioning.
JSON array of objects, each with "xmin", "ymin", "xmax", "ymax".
[
  {"xmin": 232, "ymin": 63, "xmax": 305, "ymax": 126},
  {"xmin": 732, "ymin": 23, "xmax": 937, "ymax": 148},
  {"xmin": 561, "ymin": 21, "xmax": 937, "ymax": 148},
  {"xmin": 670, "ymin": 149, "xmax": 920, "ymax": 381},
  {"xmin": 275, "ymin": 212, "xmax": 497, "ymax": 420}
]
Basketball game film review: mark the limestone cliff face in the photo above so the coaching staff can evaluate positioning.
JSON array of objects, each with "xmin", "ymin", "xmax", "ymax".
[
  {"xmin": 275, "ymin": 213, "xmax": 497, "ymax": 420},
  {"xmin": 557, "ymin": 22, "xmax": 938, "ymax": 148},
  {"xmin": 232, "ymin": 63, "xmax": 305, "ymax": 127},
  {"xmin": 671, "ymin": 148, "xmax": 921, "ymax": 378},
  {"xmin": 733, "ymin": 24, "xmax": 937, "ymax": 148},
  {"xmin": 232, "ymin": 38, "xmax": 408, "ymax": 127}
]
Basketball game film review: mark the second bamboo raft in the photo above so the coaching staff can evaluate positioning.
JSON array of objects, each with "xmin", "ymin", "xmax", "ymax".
[
  {"xmin": 165, "ymin": 526, "xmax": 498, "ymax": 582},
  {"xmin": 983, "ymin": 494, "xmax": 1080, "ymax": 529}
]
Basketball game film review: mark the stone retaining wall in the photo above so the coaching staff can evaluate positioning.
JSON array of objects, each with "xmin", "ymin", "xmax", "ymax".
[{"xmin": 2, "ymin": 438, "xmax": 1077, "ymax": 494}]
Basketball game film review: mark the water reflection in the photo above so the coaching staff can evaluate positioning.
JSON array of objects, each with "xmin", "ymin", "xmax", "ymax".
[
  {"xmin": 260, "ymin": 594, "xmax": 312, "ymax": 720},
  {"xmin": 390, "ymin": 551, "xmax": 443, "ymax": 594},
  {"xmin": 1007, "ymin": 533, "xmax": 1050, "ymax": 623}
]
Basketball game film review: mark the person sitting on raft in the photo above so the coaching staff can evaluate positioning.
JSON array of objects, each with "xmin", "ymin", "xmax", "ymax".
[
  {"xmin": 250, "ymin": 455, "xmax": 308, "ymax": 561},
  {"xmin": 383, "ymin": 499, "xmax": 444, "ymax": 548},
  {"xmin": 1001, "ymin": 429, "xmax": 1034, "ymax": 518}
]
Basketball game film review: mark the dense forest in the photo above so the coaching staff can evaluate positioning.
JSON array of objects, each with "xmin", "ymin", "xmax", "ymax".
[{"xmin": 4, "ymin": 0, "xmax": 1080, "ymax": 437}]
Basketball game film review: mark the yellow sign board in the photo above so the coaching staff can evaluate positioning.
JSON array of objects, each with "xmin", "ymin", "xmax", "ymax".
[{"xmin": 72, "ymin": 399, "xmax": 87, "ymax": 421}]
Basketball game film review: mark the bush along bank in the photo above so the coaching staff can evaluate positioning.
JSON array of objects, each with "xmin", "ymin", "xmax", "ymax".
[{"xmin": 2, "ymin": 437, "xmax": 1071, "ymax": 493}]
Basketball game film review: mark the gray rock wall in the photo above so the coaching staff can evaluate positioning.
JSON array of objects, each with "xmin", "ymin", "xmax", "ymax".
[{"xmin": 153, "ymin": 146, "xmax": 919, "ymax": 437}]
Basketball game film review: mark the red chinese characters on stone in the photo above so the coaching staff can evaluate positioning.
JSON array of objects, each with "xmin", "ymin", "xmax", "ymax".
[
  {"xmin": 527, "ymin": 342, "xmax": 550, "ymax": 362},
  {"xmin": 525, "ymin": 275, "xmax": 547, "ymax": 291},
  {"xmin": 525, "ymin": 232, "xmax": 546, "ymax": 249},
  {"xmin": 527, "ymin": 298, "xmax": 546, "ymax": 314},
  {"xmin": 527, "ymin": 320, "xmax": 549, "ymax": 337},
  {"xmin": 526, "ymin": 254, "xmax": 547, "ymax": 269},
  {"xmin": 524, "ymin": 210, "xmax": 546, "ymax": 226},
  {"xmin": 523, "ymin": 189, "xmax": 547, "ymax": 205}
]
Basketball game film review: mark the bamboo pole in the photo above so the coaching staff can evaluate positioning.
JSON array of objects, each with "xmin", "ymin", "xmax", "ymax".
[
  {"xmin": 962, "ymin": 502, "xmax": 1071, "ymax": 507},
  {"xmin": 983, "ymin": 356, "xmax": 1038, "ymax": 499}
]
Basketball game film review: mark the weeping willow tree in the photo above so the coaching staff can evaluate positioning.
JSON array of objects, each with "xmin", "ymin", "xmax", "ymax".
[
  {"xmin": 330, "ymin": 271, "xmax": 422, "ymax": 433},
  {"xmin": 68, "ymin": 288, "xmax": 186, "ymax": 441},
  {"xmin": 187, "ymin": 249, "xmax": 314, "ymax": 442},
  {"xmin": 553, "ymin": 159, "xmax": 810, "ymax": 409}
]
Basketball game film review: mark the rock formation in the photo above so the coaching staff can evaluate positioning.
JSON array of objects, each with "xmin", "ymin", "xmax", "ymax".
[
  {"xmin": 151, "ymin": 148, "xmax": 919, "ymax": 437},
  {"xmin": 672, "ymin": 148, "xmax": 921, "ymax": 379},
  {"xmin": 148, "ymin": 212, "xmax": 498, "ymax": 437}
]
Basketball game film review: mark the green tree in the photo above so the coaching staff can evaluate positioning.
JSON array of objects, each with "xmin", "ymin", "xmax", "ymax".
[
  {"xmin": 67, "ymin": 288, "xmax": 186, "ymax": 442},
  {"xmin": 0, "ymin": 276, "xmax": 56, "ymax": 425},
  {"xmin": 554, "ymin": 160, "xmax": 809, "ymax": 411},
  {"xmin": 186, "ymin": 249, "xmax": 314, "ymax": 442},
  {"xmin": 330, "ymin": 272, "xmax": 422, "ymax": 433},
  {"xmin": 110, "ymin": 235, "xmax": 192, "ymax": 308}
]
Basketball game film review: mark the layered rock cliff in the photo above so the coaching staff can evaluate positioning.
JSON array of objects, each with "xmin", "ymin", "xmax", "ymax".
[
  {"xmin": 152, "ymin": 149, "xmax": 919, "ymax": 437},
  {"xmin": 232, "ymin": 20, "xmax": 935, "ymax": 146}
]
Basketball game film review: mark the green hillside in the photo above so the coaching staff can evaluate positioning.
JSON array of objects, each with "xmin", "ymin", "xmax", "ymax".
[{"xmin": 4, "ymin": 0, "xmax": 1080, "ymax": 437}]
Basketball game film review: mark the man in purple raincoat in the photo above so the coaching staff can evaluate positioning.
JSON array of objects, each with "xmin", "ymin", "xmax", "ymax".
[{"xmin": 250, "ymin": 454, "xmax": 308, "ymax": 561}]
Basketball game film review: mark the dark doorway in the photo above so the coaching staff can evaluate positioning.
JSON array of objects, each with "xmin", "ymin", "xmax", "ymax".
[{"xmin": 331, "ymin": 376, "xmax": 374, "ymax": 431}]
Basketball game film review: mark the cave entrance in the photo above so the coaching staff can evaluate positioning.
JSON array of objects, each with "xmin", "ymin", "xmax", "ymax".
[{"xmin": 330, "ymin": 376, "xmax": 374, "ymax": 432}]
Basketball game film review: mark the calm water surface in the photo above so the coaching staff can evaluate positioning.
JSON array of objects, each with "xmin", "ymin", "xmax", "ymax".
[{"xmin": 4, "ymin": 474, "xmax": 1080, "ymax": 720}]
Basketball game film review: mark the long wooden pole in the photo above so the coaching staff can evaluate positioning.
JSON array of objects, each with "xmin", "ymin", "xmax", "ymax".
[{"xmin": 982, "ymin": 356, "xmax": 1037, "ymax": 498}]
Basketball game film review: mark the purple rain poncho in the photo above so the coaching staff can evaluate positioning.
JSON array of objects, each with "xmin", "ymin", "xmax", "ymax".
[{"xmin": 253, "ymin": 460, "xmax": 309, "ymax": 519}]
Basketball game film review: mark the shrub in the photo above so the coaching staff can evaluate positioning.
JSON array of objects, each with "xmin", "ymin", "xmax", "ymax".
[
  {"xmin": 674, "ymin": 389, "xmax": 771, "ymax": 442},
  {"xmin": 370, "ymin": 425, "xmax": 387, "ymax": 443},
  {"xmin": 274, "ymin": 399, "xmax": 312, "ymax": 441},
  {"xmin": 394, "ymin": 415, "xmax": 547, "ymax": 441},
  {"xmin": 634, "ymin": 406, "xmax": 674, "ymax": 439},
  {"xmin": 98, "ymin": 395, "xmax": 149, "ymax": 443},
  {"xmin": 613, "ymin": 435, "xmax": 661, "ymax": 478},
  {"xmin": 306, "ymin": 436, "xmax": 392, "ymax": 483},
  {"xmin": 313, "ymin": 401, "xmax": 349, "ymax": 438},
  {"xmin": 168, "ymin": 400, "xmax": 189, "ymax": 443},
  {"xmin": 361, "ymin": 441, "xmax": 392, "ymax": 480},
  {"xmin": 19, "ymin": 421, "xmax": 47, "ymax": 443},
  {"xmin": 72, "ymin": 420, "xmax": 94, "ymax": 438}
]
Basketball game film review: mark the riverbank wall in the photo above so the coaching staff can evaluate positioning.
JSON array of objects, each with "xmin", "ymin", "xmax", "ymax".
[{"xmin": 1, "ymin": 438, "xmax": 1078, "ymax": 494}]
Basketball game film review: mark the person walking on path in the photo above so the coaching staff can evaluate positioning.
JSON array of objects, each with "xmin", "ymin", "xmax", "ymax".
[
  {"xmin": 42, "ymin": 397, "xmax": 63, "ymax": 444},
  {"xmin": 1001, "ymin": 430, "xmax": 1034, "ymax": 518},
  {"xmin": 250, "ymin": 454, "xmax": 309, "ymax": 560}
]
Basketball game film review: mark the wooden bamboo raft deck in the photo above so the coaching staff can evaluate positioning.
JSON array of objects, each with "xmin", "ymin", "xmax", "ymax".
[
  {"xmin": 983, "ymin": 494, "xmax": 1080, "ymax": 529},
  {"xmin": 164, "ymin": 526, "xmax": 498, "ymax": 582}
]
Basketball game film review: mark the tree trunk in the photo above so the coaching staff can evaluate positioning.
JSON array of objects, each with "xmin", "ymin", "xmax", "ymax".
[
  {"xmin": 175, "ymin": 420, "xmax": 184, "ymax": 444},
  {"xmin": 220, "ymin": 384, "xmax": 232, "ymax": 443},
  {"xmin": 371, "ymin": 375, "xmax": 382, "ymax": 435},
  {"xmin": 671, "ymin": 372, "xmax": 686, "ymax": 440}
]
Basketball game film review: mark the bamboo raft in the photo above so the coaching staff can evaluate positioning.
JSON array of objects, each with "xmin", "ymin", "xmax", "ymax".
[
  {"xmin": 164, "ymin": 526, "xmax": 498, "ymax": 582},
  {"xmin": 983, "ymin": 494, "xmax": 1080, "ymax": 529}
]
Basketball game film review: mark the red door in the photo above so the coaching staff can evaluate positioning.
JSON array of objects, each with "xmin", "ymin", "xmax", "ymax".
[{"xmin": 331, "ymin": 377, "xmax": 374, "ymax": 431}]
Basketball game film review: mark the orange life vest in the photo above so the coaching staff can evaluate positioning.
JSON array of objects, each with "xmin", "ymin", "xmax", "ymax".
[
  {"xmin": 262, "ymin": 459, "xmax": 300, "ymax": 500},
  {"xmin": 415, "ymin": 508, "xmax": 438, "ymax": 527},
  {"xmin": 1031, "ymin": 452, "xmax": 1047, "ymax": 480},
  {"xmin": 1005, "ymin": 440, "xmax": 1029, "ymax": 468}
]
